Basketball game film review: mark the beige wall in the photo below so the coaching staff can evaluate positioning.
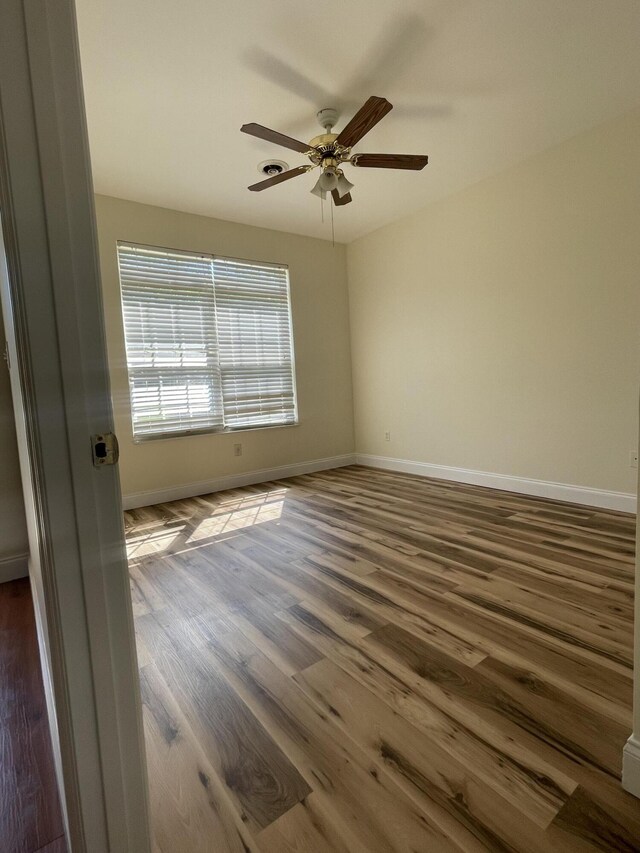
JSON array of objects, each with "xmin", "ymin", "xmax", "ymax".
[
  {"xmin": 0, "ymin": 301, "xmax": 28, "ymax": 563},
  {"xmin": 95, "ymin": 195, "xmax": 354, "ymax": 499},
  {"xmin": 347, "ymin": 109, "xmax": 640, "ymax": 495}
]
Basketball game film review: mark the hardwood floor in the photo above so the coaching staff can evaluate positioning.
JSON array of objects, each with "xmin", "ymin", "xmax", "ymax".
[
  {"xmin": 125, "ymin": 465, "xmax": 639, "ymax": 852},
  {"xmin": 0, "ymin": 579, "xmax": 66, "ymax": 853}
]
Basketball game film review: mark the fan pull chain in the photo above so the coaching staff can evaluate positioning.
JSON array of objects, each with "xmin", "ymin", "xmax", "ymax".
[
  {"xmin": 320, "ymin": 193, "xmax": 324, "ymax": 223},
  {"xmin": 331, "ymin": 195, "xmax": 335, "ymax": 247}
]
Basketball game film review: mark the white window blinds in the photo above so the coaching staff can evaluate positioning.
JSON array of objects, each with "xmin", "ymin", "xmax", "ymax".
[
  {"xmin": 118, "ymin": 243, "xmax": 297, "ymax": 439},
  {"xmin": 213, "ymin": 258, "xmax": 296, "ymax": 430}
]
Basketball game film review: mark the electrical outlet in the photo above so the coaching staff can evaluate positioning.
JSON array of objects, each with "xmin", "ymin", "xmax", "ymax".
[
  {"xmin": 384, "ymin": 430, "xmax": 391, "ymax": 442},
  {"xmin": 630, "ymin": 450, "xmax": 638, "ymax": 469},
  {"xmin": 234, "ymin": 443, "xmax": 242, "ymax": 457}
]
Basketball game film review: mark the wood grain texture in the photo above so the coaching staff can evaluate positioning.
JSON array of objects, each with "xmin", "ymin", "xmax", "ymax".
[
  {"xmin": 353, "ymin": 153, "xmax": 429, "ymax": 169},
  {"xmin": 32, "ymin": 838, "xmax": 67, "ymax": 853},
  {"xmin": 240, "ymin": 123, "xmax": 310, "ymax": 154},
  {"xmin": 0, "ymin": 579, "xmax": 66, "ymax": 853},
  {"xmin": 248, "ymin": 165, "xmax": 310, "ymax": 192},
  {"xmin": 335, "ymin": 96, "xmax": 393, "ymax": 148},
  {"xmin": 125, "ymin": 465, "xmax": 638, "ymax": 852},
  {"xmin": 331, "ymin": 189, "xmax": 352, "ymax": 206}
]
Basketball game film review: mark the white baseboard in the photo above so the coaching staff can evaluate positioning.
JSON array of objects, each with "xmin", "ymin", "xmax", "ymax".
[
  {"xmin": 0, "ymin": 553, "xmax": 29, "ymax": 583},
  {"xmin": 355, "ymin": 454, "xmax": 636, "ymax": 513},
  {"xmin": 123, "ymin": 451, "xmax": 637, "ymax": 513},
  {"xmin": 623, "ymin": 736, "xmax": 640, "ymax": 799},
  {"xmin": 122, "ymin": 453, "xmax": 357, "ymax": 510}
]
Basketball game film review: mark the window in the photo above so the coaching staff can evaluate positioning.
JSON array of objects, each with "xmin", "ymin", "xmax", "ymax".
[{"xmin": 118, "ymin": 243, "xmax": 297, "ymax": 439}]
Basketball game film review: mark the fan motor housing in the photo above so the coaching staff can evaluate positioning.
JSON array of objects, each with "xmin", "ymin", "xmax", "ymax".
[{"xmin": 308, "ymin": 133, "xmax": 337, "ymax": 152}]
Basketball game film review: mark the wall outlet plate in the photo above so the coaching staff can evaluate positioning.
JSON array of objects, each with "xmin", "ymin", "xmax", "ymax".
[
  {"xmin": 234, "ymin": 443, "xmax": 242, "ymax": 457},
  {"xmin": 384, "ymin": 431, "xmax": 391, "ymax": 441}
]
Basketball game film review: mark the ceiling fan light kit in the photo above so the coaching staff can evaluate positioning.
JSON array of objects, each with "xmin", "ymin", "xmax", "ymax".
[
  {"xmin": 241, "ymin": 96, "xmax": 429, "ymax": 206},
  {"xmin": 317, "ymin": 167, "xmax": 339, "ymax": 192}
]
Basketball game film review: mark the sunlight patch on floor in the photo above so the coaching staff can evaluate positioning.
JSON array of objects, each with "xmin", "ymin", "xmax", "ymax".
[
  {"xmin": 126, "ymin": 525, "xmax": 186, "ymax": 559},
  {"xmin": 188, "ymin": 491, "xmax": 285, "ymax": 541}
]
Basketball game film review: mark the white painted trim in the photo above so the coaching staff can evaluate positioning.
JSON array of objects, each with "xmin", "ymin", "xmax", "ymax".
[
  {"xmin": 0, "ymin": 553, "xmax": 28, "ymax": 583},
  {"xmin": 0, "ymin": 1, "xmax": 151, "ymax": 849},
  {"xmin": 623, "ymin": 736, "xmax": 640, "ymax": 799},
  {"xmin": 122, "ymin": 453, "xmax": 357, "ymax": 509},
  {"xmin": 355, "ymin": 454, "xmax": 636, "ymax": 513}
]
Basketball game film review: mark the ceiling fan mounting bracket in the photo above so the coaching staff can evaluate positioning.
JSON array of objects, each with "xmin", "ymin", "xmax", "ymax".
[{"xmin": 317, "ymin": 107, "xmax": 339, "ymax": 132}]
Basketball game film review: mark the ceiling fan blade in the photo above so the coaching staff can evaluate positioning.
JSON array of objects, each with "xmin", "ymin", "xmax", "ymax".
[
  {"xmin": 332, "ymin": 189, "xmax": 352, "ymax": 206},
  {"xmin": 241, "ymin": 123, "xmax": 311, "ymax": 154},
  {"xmin": 248, "ymin": 165, "xmax": 310, "ymax": 192},
  {"xmin": 353, "ymin": 153, "xmax": 428, "ymax": 170},
  {"xmin": 335, "ymin": 96, "xmax": 393, "ymax": 149}
]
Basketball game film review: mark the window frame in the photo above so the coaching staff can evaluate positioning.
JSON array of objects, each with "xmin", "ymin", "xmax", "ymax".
[{"xmin": 117, "ymin": 241, "xmax": 299, "ymax": 442}]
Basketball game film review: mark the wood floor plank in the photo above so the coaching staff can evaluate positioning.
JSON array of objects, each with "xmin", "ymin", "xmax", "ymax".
[
  {"xmin": 490, "ymin": 564, "xmax": 634, "ymax": 615},
  {"xmin": 33, "ymin": 837, "xmax": 67, "ymax": 853},
  {"xmin": 366, "ymin": 622, "xmax": 628, "ymax": 779},
  {"xmin": 277, "ymin": 601, "xmax": 579, "ymax": 828},
  {"xmin": 126, "ymin": 465, "xmax": 638, "ymax": 852},
  {"xmin": 447, "ymin": 583, "xmax": 633, "ymax": 668},
  {"xmin": 293, "ymin": 474, "xmax": 633, "ymax": 591},
  {"xmin": 294, "ymin": 658, "xmax": 576, "ymax": 850},
  {"xmin": 139, "ymin": 663, "xmax": 259, "ymax": 852},
  {"xmin": 228, "ymin": 597, "xmax": 323, "ymax": 676},
  {"xmin": 257, "ymin": 797, "xmax": 370, "ymax": 853},
  {"xmin": 136, "ymin": 611, "xmax": 311, "ymax": 831},
  {"xmin": 205, "ymin": 626, "xmax": 471, "ymax": 852},
  {"xmin": 291, "ymin": 557, "xmax": 488, "ymax": 666},
  {"xmin": 223, "ymin": 539, "xmax": 390, "ymax": 637},
  {"xmin": 549, "ymin": 785, "xmax": 640, "ymax": 852},
  {"xmin": 335, "ymin": 561, "xmax": 634, "ymax": 681},
  {"xmin": 473, "ymin": 654, "xmax": 631, "ymax": 777},
  {"xmin": 354, "ymin": 569, "xmax": 634, "ymax": 707},
  {"xmin": 456, "ymin": 573, "xmax": 634, "ymax": 636},
  {"xmin": 0, "ymin": 579, "xmax": 65, "ymax": 853}
]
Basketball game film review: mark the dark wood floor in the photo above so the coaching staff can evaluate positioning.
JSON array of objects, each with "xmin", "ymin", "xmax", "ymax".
[
  {"xmin": 0, "ymin": 578, "xmax": 66, "ymax": 853},
  {"xmin": 125, "ymin": 465, "xmax": 639, "ymax": 852}
]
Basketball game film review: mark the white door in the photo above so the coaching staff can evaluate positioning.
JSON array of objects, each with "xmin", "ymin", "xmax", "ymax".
[{"xmin": 0, "ymin": 1, "xmax": 151, "ymax": 850}]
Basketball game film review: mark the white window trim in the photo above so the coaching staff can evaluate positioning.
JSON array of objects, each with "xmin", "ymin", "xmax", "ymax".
[
  {"xmin": 117, "ymin": 242, "xmax": 299, "ymax": 441},
  {"xmin": 132, "ymin": 419, "xmax": 301, "ymax": 444}
]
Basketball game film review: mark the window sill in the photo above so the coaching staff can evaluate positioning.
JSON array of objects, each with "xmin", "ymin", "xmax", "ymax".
[{"xmin": 131, "ymin": 421, "xmax": 300, "ymax": 444}]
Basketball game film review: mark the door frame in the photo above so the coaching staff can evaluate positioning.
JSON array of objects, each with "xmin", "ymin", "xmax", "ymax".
[{"xmin": 0, "ymin": 1, "xmax": 151, "ymax": 850}]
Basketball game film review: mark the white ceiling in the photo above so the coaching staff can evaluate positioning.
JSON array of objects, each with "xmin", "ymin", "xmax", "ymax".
[{"xmin": 76, "ymin": 0, "xmax": 640, "ymax": 243}]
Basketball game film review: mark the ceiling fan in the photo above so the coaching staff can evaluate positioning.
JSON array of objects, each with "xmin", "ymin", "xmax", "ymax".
[{"xmin": 241, "ymin": 96, "xmax": 428, "ymax": 206}]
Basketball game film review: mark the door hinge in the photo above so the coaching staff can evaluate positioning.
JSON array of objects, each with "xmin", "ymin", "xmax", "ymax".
[{"xmin": 91, "ymin": 432, "xmax": 119, "ymax": 467}]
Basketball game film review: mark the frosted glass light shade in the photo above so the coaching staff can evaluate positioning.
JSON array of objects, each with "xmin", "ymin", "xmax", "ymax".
[
  {"xmin": 336, "ymin": 173, "xmax": 354, "ymax": 198},
  {"xmin": 310, "ymin": 179, "xmax": 327, "ymax": 199}
]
